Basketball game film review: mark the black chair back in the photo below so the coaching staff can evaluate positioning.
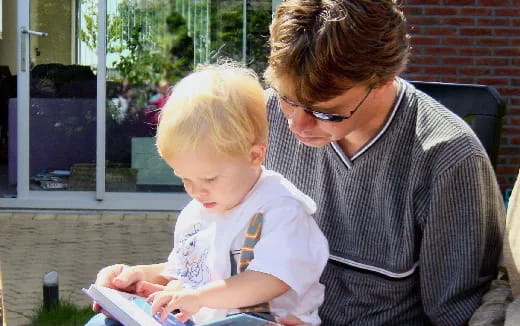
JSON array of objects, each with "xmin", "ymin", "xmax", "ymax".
[{"xmin": 410, "ymin": 81, "xmax": 506, "ymax": 168}]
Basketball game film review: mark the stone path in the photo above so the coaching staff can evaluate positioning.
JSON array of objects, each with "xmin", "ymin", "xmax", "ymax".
[{"xmin": 0, "ymin": 211, "xmax": 178, "ymax": 326}]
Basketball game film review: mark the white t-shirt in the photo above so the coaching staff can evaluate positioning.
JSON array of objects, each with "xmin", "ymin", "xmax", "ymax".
[{"xmin": 161, "ymin": 167, "xmax": 329, "ymax": 325}]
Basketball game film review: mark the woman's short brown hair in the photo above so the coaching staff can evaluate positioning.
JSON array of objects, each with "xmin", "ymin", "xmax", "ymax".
[{"xmin": 265, "ymin": 0, "xmax": 410, "ymax": 105}]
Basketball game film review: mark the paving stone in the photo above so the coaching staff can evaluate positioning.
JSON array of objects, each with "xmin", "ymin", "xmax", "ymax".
[
  {"xmin": 34, "ymin": 213, "xmax": 57, "ymax": 220},
  {"xmin": 55, "ymin": 214, "xmax": 79, "ymax": 221},
  {"xmin": 146, "ymin": 213, "xmax": 169, "ymax": 220},
  {"xmin": 12, "ymin": 213, "xmax": 34, "ymax": 220},
  {"xmin": 78, "ymin": 214, "xmax": 101, "ymax": 221},
  {"xmin": 102, "ymin": 213, "xmax": 123, "ymax": 222},
  {"xmin": 123, "ymin": 214, "xmax": 146, "ymax": 221},
  {"xmin": 0, "ymin": 213, "xmax": 13, "ymax": 221}
]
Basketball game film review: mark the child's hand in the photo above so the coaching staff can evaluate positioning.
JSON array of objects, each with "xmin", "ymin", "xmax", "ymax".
[{"xmin": 148, "ymin": 289, "xmax": 202, "ymax": 323}]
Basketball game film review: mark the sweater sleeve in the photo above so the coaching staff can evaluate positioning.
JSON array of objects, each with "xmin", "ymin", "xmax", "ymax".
[{"xmin": 420, "ymin": 154, "xmax": 505, "ymax": 325}]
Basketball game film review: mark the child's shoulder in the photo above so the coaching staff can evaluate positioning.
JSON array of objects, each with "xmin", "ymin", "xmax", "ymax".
[{"xmin": 251, "ymin": 168, "xmax": 317, "ymax": 216}]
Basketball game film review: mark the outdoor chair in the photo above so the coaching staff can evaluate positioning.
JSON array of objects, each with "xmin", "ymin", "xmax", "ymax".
[{"xmin": 410, "ymin": 81, "xmax": 506, "ymax": 169}]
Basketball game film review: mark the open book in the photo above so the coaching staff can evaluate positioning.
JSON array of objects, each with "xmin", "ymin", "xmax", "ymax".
[{"xmin": 83, "ymin": 284, "xmax": 281, "ymax": 326}]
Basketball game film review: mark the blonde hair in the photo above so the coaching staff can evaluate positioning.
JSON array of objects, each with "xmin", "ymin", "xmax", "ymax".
[{"xmin": 156, "ymin": 63, "xmax": 267, "ymax": 160}]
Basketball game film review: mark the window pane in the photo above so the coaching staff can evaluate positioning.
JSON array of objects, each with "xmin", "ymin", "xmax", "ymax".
[{"xmin": 99, "ymin": 0, "xmax": 271, "ymax": 193}]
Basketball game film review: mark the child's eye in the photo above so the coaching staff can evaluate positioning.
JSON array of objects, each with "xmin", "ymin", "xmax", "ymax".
[{"xmin": 205, "ymin": 177, "xmax": 217, "ymax": 183}]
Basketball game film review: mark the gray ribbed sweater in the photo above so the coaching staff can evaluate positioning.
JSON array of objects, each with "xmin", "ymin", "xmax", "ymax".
[{"xmin": 264, "ymin": 80, "xmax": 505, "ymax": 326}]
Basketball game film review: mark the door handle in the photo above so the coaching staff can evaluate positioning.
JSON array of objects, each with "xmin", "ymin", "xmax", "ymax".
[
  {"xmin": 20, "ymin": 27, "xmax": 48, "ymax": 72},
  {"xmin": 22, "ymin": 28, "xmax": 48, "ymax": 37}
]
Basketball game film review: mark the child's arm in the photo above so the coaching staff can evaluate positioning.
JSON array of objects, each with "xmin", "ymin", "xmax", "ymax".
[{"xmin": 149, "ymin": 270, "xmax": 289, "ymax": 322}]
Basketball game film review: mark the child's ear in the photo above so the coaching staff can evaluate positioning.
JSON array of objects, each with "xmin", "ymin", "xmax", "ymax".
[{"xmin": 250, "ymin": 143, "xmax": 266, "ymax": 167}]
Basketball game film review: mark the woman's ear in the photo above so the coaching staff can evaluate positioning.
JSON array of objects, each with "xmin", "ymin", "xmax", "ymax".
[{"xmin": 250, "ymin": 143, "xmax": 267, "ymax": 167}]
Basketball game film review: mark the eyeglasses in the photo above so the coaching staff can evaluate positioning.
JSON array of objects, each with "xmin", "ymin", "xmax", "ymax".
[{"xmin": 273, "ymin": 87, "xmax": 372, "ymax": 123}]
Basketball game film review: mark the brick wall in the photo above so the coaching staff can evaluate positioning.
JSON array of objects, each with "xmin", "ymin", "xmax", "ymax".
[{"xmin": 400, "ymin": 0, "xmax": 520, "ymax": 193}]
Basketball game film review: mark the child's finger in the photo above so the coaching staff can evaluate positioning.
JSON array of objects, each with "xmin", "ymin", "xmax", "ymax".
[
  {"xmin": 146, "ymin": 292, "xmax": 157, "ymax": 302},
  {"xmin": 161, "ymin": 299, "xmax": 180, "ymax": 323},
  {"xmin": 175, "ymin": 311, "xmax": 191, "ymax": 323},
  {"xmin": 150, "ymin": 293, "xmax": 170, "ymax": 316}
]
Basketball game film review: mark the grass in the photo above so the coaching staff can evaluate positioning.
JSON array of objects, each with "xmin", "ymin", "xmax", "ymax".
[{"xmin": 30, "ymin": 300, "xmax": 96, "ymax": 326}]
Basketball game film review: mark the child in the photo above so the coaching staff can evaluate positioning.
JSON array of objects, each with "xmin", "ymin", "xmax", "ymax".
[{"xmin": 150, "ymin": 63, "xmax": 329, "ymax": 325}]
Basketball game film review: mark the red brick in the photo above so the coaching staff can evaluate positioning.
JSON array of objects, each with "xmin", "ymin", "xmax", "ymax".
[
  {"xmin": 405, "ymin": 66, "xmax": 423, "ymax": 74},
  {"xmin": 514, "ymin": 0, "xmax": 520, "ymax": 5},
  {"xmin": 404, "ymin": 74, "xmax": 438, "ymax": 82},
  {"xmin": 513, "ymin": 58, "xmax": 520, "ymax": 66},
  {"xmin": 494, "ymin": 48, "xmax": 520, "ymax": 56},
  {"xmin": 460, "ymin": 67, "xmax": 493, "ymax": 75},
  {"xmin": 426, "ymin": 27, "xmax": 457, "ymax": 35},
  {"xmin": 459, "ymin": 47, "xmax": 493, "ymax": 56},
  {"xmin": 495, "ymin": 28, "xmax": 520, "ymax": 36},
  {"xmin": 443, "ymin": 76, "xmax": 475, "ymax": 83},
  {"xmin": 425, "ymin": 47, "xmax": 458, "ymax": 55},
  {"xmin": 475, "ymin": 57, "xmax": 509, "ymax": 65},
  {"xmin": 513, "ymin": 39, "xmax": 520, "ymax": 46},
  {"xmin": 477, "ymin": 18, "xmax": 510, "ymax": 26},
  {"xmin": 476, "ymin": 78, "xmax": 509, "ymax": 86},
  {"xmin": 407, "ymin": 17, "xmax": 441, "ymax": 25},
  {"xmin": 500, "ymin": 147, "xmax": 520, "ymax": 156},
  {"xmin": 425, "ymin": 8, "xmax": 458, "ymax": 15},
  {"xmin": 477, "ymin": 38, "xmax": 510, "ymax": 46},
  {"xmin": 460, "ymin": 8, "xmax": 492, "ymax": 16},
  {"xmin": 511, "ymin": 79, "xmax": 520, "ymax": 86},
  {"xmin": 424, "ymin": 66, "xmax": 458, "ymax": 74},
  {"xmin": 409, "ymin": 56, "xmax": 441, "ymax": 64},
  {"xmin": 511, "ymin": 138, "xmax": 520, "ymax": 146},
  {"xmin": 460, "ymin": 28, "xmax": 493, "ymax": 36},
  {"xmin": 479, "ymin": 0, "xmax": 511, "ymax": 5},
  {"xmin": 495, "ymin": 8, "xmax": 520, "ymax": 16},
  {"xmin": 411, "ymin": 36, "xmax": 440, "ymax": 45},
  {"xmin": 403, "ymin": 7, "xmax": 424, "ymax": 15},
  {"xmin": 503, "ymin": 126, "xmax": 520, "ymax": 134},
  {"xmin": 497, "ymin": 165, "xmax": 520, "ymax": 175},
  {"xmin": 443, "ymin": 17, "xmax": 475, "ymax": 25},
  {"xmin": 497, "ymin": 87, "xmax": 520, "ymax": 96},
  {"xmin": 512, "ymin": 98, "xmax": 520, "ymax": 106},
  {"xmin": 444, "ymin": 0, "xmax": 476, "ymax": 4},
  {"xmin": 513, "ymin": 18, "xmax": 520, "ymax": 27},
  {"xmin": 444, "ymin": 37, "xmax": 475, "ymax": 45},
  {"xmin": 443, "ymin": 57, "xmax": 474, "ymax": 65}
]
